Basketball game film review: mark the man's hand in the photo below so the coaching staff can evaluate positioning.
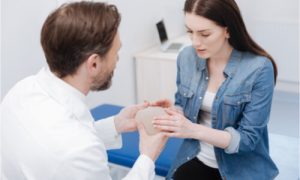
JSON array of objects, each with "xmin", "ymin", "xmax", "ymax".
[
  {"xmin": 114, "ymin": 102, "xmax": 149, "ymax": 133},
  {"xmin": 137, "ymin": 123, "xmax": 168, "ymax": 161}
]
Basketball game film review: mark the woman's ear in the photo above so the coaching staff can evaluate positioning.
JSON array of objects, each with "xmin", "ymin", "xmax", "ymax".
[{"xmin": 225, "ymin": 27, "xmax": 230, "ymax": 39}]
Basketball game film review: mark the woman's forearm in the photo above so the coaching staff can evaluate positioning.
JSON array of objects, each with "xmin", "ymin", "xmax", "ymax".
[{"xmin": 190, "ymin": 123, "xmax": 231, "ymax": 149}]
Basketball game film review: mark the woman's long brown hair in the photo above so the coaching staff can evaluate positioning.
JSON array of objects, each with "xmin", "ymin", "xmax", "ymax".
[{"xmin": 184, "ymin": 0, "xmax": 277, "ymax": 83}]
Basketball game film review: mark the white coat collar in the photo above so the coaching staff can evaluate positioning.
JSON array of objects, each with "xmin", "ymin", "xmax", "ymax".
[{"xmin": 35, "ymin": 67, "xmax": 94, "ymax": 126}]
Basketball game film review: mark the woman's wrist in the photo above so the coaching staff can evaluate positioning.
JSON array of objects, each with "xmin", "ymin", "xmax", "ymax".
[{"xmin": 189, "ymin": 123, "xmax": 204, "ymax": 140}]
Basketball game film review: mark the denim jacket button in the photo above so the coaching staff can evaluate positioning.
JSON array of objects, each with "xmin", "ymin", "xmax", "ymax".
[
  {"xmin": 187, "ymin": 156, "xmax": 190, "ymax": 160},
  {"xmin": 199, "ymin": 96, "xmax": 202, "ymax": 100},
  {"xmin": 205, "ymin": 77, "xmax": 209, "ymax": 80}
]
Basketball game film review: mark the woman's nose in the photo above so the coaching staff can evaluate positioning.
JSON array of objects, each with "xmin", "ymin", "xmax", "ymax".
[{"xmin": 191, "ymin": 35, "xmax": 202, "ymax": 47}]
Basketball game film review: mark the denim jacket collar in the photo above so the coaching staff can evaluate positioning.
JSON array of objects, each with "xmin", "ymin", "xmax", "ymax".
[
  {"xmin": 197, "ymin": 49, "xmax": 243, "ymax": 78},
  {"xmin": 224, "ymin": 49, "xmax": 242, "ymax": 78}
]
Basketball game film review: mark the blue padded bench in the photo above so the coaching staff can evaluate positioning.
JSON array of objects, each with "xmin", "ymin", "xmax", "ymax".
[{"xmin": 91, "ymin": 104, "xmax": 183, "ymax": 177}]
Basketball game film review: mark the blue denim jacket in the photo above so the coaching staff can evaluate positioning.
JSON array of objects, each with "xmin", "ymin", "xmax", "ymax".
[{"xmin": 166, "ymin": 46, "xmax": 279, "ymax": 180}]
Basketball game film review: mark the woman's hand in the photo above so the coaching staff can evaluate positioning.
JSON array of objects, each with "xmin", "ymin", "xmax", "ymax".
[
  {"xmin": 153, "ymin": 109, "xmax": 232, "ymax": 149},
  {"xmin": 152, "ymin": 108, "xmax": 196, "ymax": 138}
]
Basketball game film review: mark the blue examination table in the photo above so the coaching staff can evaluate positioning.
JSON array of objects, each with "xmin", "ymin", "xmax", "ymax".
[{"xmin": 91, "ymin": 104, "xmax": 183, "ymax": 177}]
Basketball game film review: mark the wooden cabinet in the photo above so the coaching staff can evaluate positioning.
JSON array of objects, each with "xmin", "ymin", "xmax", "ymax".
[{"xmin": 134, "ymin": 35, "xmax": 190, "ymax": 103}]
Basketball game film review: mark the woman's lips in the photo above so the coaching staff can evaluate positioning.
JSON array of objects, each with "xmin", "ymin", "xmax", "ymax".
[{"xmin": 197, "ymin": 49, "xmax": 206, "ymax": 54}]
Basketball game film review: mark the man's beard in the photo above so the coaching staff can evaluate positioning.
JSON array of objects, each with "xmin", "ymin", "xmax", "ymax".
[{"xmin": 90, "ymin": 71, "xmax": 114, "ymax": 91}]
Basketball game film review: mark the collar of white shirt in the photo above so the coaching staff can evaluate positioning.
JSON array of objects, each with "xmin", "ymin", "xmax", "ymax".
[{"xmin": 36, "ymin": 67, "xmax": 94, "ymax": 127}]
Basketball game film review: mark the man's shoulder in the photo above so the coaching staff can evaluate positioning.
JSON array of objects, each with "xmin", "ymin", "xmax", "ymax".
[
  {"xmin": 2, "ymin": 74, "xmax": 66, "ymax": 120},
  {"xmin": 2, "ymin": 75, "xmax": 36, "ymax": 102},
  {"xmin": 1, "ymin": 74, "xmax": 103, "ymax": 150}
]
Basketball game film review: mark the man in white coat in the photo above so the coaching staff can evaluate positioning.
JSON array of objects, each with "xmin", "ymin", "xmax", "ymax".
[{"xmin": 1, "ymin": 1, "xmax": 167, "ymax": 180}]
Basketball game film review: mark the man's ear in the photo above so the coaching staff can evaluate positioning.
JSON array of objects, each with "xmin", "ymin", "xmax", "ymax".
[{"xmin": 86, "ymin": 54, "xmax": 102, "ymax": 76}]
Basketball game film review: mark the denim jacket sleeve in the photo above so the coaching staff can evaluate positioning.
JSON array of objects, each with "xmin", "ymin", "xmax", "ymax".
[
  {"xmin": 225, "ymin": 59, "xmax": 275, "ymax": 154},
  {"xmin": 174, "ymin": 52, "xmax": 183, "ymax": 108}
]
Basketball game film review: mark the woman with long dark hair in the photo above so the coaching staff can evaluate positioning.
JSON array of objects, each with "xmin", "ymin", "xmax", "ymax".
[{"xmin": 152, "ymin": 0, "xmax": 279, "ymax": 179}]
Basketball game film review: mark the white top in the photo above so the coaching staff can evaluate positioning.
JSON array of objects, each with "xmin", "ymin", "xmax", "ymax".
[
  {"xmin": 1, "ymin": 67, "xmax": 155, "ymax": 180},
  {"xmin": 196, "ymin": 91, "xmax": 218, "ymax": 168}
]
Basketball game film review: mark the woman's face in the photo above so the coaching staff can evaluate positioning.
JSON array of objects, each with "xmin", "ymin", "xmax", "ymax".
[{"xmin": 185, "ymin": 13, "xmax": 231, "ymax": 59}]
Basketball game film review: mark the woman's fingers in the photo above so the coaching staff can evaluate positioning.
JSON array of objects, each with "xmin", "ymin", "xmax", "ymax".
[
  {"xmin": 153, "ymin": 114, "xmax": 173, "ymax": 120},
  {"xmin": 154, "ymin": 109, "xmax": 181, "ymax": 120},
  {"xmin": 163, "ymin": 132, "xmax": 179, "ymax": 138},
  {"xmin": 154, "ymin": 124, "xmax": 178, "ymax": 132},
  {"xmin": 153, "ymin": 119, "xmax": 178, "ymax": 127},
  {"xmin": 164, "ymin": 108, "xmax": 181, "ymax": 116}
]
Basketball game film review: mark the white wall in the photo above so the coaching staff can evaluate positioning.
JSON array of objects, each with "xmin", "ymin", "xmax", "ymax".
[
  {"xmin": 1, "ymin": 0, "xmax": 57, "ymax": 98},
  {"xmin": 0, "ymin": 0, "xmax": 2, "ymax": 100},
  {"xmin": 236, "ymin": 0, "xmax": 299, "ymax": 92},
  {"xmin": 1, "ymin": 0, "xmax": 299, "ymax": 108},
  {"xmin": 0, "ymin": 0, "xmax": 2, "ymax": 176}
]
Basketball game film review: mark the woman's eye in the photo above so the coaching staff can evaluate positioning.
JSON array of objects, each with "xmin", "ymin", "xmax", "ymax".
[
  {"xmin": 186, "ymin": 30, "xmax": 193, "ymax": 34},
  {"xmin": 201, "ymin": 34, "xmax": 210, "ymax": 37}
]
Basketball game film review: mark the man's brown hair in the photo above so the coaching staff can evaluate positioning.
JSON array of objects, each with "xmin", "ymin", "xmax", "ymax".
[{"xmin": 41, "ymin": 1, "xmax": 121, "ymax": 78}]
